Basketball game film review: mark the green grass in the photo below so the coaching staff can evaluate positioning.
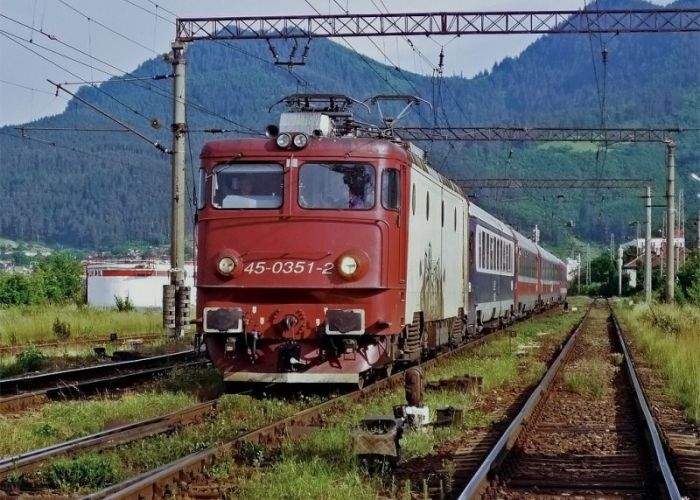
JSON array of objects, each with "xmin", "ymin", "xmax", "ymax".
[
  {"xmin": 563, "ymin": 359, "xmax": 608, "ymax": 398},
  {"xmin": 0, "ymin": 304, "xmax": 164, "ymax": 346},
  {"xmin": 227, "ymin": 300, "xmax": 589, "ymax": 499},
  {"xmin": 0, "ymin": 392, "xmax": 195, "ymax": 457},
  {"xmin": 18, "ymin": 299, "xmax": 589, "ymax": 496},
  {"xmin": 614, "ymin": 300, "xmax": 700, "ymax": 424}
]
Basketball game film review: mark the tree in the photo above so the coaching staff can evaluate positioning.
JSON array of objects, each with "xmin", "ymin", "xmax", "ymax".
[
  {"xmin": 676, "ymin": 251, "xmax": 700, "ymax": 305},
  {"xmin": 34, "ymin": 252, "xmax": 83, "ymax": 304}
]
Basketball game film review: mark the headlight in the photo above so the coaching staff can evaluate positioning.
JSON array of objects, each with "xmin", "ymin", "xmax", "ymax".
[
  {"xmin": 292, "ymin": 133, "xmax": 308, "ymax": 149},
  {"xmin": 338, "ymin": 255, "xmax": 358, "ymax": 278},
  {"xmin": 276, "ymin": 133, "xmax": 292, "ymax": 148},
  {"xmin": 217, "ymin": 257, "xmax": 236, "ymax": 275}
]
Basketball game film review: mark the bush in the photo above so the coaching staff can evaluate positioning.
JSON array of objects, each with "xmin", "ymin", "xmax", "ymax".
[
  {"xmin": 52, "ymin": 318, "xmax": 72, "ymax": 341},
  {"xmin": 114, "ymin": 295, "xmax": 134, "ymax": 312},
  {"xmin": 34, "ymin": 252, "xmax": 83, "ymax": 304},
  {"xmin": 676, "ymin": 252, "xmax": 700, "ymax": 305},
  {"xmin": 17, "ymin": 345, "xmax": 45, "ymax": 372},
  {"xmin": 0, "ymin": 252, "xmax": 83, "ymax": 306}
]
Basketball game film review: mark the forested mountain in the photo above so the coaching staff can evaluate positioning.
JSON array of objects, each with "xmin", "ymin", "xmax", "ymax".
[{"xmin": 1, "ymin": 0, "xmax": 698, "ymax": 250}]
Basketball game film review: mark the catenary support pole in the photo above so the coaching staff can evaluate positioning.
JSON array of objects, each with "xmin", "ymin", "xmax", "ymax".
[
  {"xmin": 169, "ymin": 41, "xmax": 187, "ymax": 337},
  {"xmin": 665, "ymin": 141, "xmax": 676, "ymax": 302},
  {"xmin": 618, "ymin": 246, "xmax": 623, "ymax": 296},
  {"xmin": 645, "ymin": 185, "xmax": 652, "ymax": 303}
]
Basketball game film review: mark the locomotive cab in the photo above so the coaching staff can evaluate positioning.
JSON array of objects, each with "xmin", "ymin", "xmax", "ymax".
[{"xmin": 196, "ymin": 96, "xmax": 409, "ymax": 384}]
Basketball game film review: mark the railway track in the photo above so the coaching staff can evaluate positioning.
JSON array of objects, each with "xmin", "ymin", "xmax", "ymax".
[
  {"xmin": 77, "ymin": 306, "xmax": 572, "ymax": 500},
  {"xmin": 456, "ymin": 300, "xmax": 686, "ymax": 499},
  {"xmin": 0, "ymin": 333, "xmax": 164, "ymax": 356},
  {"xmin": 0, "ymin": 401, "xmax": 215, "ymax": 482},
  {"xmin": 0, "ymin": 350, "xmax": 201, "ymax": 413}
]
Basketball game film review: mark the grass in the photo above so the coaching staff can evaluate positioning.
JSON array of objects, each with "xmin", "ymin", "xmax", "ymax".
[
  {"xmin": 0, "ymin": 392, "xmax": 195, "ymax": 457},
  {"xmin": 563, "ymin": 359, "xmax": 608, "ymax": 398},
  {"xmin": 16, "ymin": 299, "xmax": 589, "ymax": 496},
  {"xmin": 225, "ymin": 299, "xmax": 589, "ymax": 499},
  {"xmin": 0, "ymin": 337, "xmax": 192, "ymax": 378},
  {"xmin": 0, "ymin": 304, "xmax": 164, "ymax": 346},
  {"xmin": 614, "ymin": 300, "xmax": 700, "ymax": 424}
]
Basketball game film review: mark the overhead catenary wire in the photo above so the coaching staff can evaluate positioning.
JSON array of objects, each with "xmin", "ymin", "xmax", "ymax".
[
  {"xmin": 48, "ymin": 79, "xmax": 170, "ymax": 153},
  {"xmin": 1, "ymin": 11, "xmax": 259, "ymax": 134}
]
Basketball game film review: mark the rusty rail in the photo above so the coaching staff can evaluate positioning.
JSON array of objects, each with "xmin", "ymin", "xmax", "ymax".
[
  {"xmin": 0, "ymin": 401, "xmax": 215, "ymax": 481},
  {"xmin": 84, "ymin": 307, "xmax": 568, "ymax": 499},
  {"xmin": 457, "ymin": 300, "xmax": 681, "ymax": 499},
  {"xmin": 0, "ymin": 350, "xmax": 196, "ymax": 395},
  {"xmin": 0, "ymin": 334, "xmax": 165, "ymax": 356}
]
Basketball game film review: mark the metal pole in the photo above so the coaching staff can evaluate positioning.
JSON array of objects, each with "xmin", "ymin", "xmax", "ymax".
[
  {"xmin": 645, "ymin": 185, "xmax": 652, "ymax": 303},
  {"xmin": 169, "ymin": 41, "xmax": 187, "ymax": 337},
  {"xmin": 618, "ymin": 246, "xmax": 623, "ymax": 296},
  {"xmin": 665, "ymin": 141, "xmax": 676, "ymax": 302}
]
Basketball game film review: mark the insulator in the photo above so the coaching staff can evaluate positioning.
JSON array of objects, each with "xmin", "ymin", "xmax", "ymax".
[
  {"xmin": 163, "ymin": 284, "xmax": 176, "ymax": 329},
  {"xmin": 175, "ymin": 286, "xmax": 191, "ymax": 328}
]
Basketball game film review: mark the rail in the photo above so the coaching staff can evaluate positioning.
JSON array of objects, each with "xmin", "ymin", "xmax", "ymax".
[
  {"xmin": 457, "ymin": 300, "xmax": 681, "ymax": 499},
  {"xmin": 84, "ymin": 306, "xmax": 571, "ymax": 499}
]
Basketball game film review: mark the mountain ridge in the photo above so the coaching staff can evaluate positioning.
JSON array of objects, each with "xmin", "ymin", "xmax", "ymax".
[{"xmin": 1, "ymin": 0, "xmax": 698, "ymax": 250}]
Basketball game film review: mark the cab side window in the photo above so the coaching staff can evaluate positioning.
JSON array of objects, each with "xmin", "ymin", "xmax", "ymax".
[{"xmin": 381, "ymin": 169, "xmax": 400, "ymax": 210}]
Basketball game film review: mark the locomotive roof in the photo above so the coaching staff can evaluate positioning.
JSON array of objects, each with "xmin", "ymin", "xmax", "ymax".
[{"xmin": 200, "ymin": 136, "xmax": 410, "ymax": 161}]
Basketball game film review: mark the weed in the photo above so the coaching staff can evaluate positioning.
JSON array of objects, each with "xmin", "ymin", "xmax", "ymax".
[
  {"xmin": 0, "ymin": 304, "xmax": 163, "ymax": 345},
  {"xmin": 52, "ymin": 317, "xmax": 71, "ymax": 341},
  {"xmin": 42, "ymin": 453, "xmax": 124, "ymax": 490},
  {"xmin": 114, "ymin": 295, "xmax": 134, "ymax": 312},
  {"xmin": 616, "ymin": 301, "xmax": 700, "ymax": 423},
  {"xmin": 16, "ymin": 345, "xmax": 45, "ymax": 372},
  {"xmin": 564, "ymin": 359, "xmax": 609, "ymax": 398}
]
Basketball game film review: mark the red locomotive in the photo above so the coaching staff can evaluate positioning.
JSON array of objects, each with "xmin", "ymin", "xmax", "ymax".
[{"xmin": 195, "ymin": 95, "xmax": 567, "ymax": 385}]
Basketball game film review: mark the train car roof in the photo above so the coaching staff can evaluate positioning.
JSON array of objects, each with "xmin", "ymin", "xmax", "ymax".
[
  {"xmin": 200, "ymin": 137, "xmax": 410, "ymax": 161},
  {"xmin": 512, "ymin": 229, "xmax": 539, "ymax": 254},
  {"xmin": 539, "ymin": 245, "xmax": 564, "ymax": 266},
  {"xmin": 468, "ymin": 202, "xmax": 514, "ymax": 236}
]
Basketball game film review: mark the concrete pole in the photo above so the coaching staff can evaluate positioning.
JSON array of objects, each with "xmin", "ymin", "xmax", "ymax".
[
  {"xmin": 697, "ymin": 208, "xmax": 699, "ymax": 252},
  {"xmin": 577, "ymin": 252, "xmax": 581, "ymax": 292},
  {"xmin": 170, "ymin": 41, "xmax": 187, "ymax": 336},
  {"xmin": 618, "ymin": 246, "xmax": 623, "ymax": 296},
  {"xmin": 665, "ymin": 141, "xmax": 676, "ymax": 302},
  {"xmin": 644, "ymin": 185, "xmax": 652, "ymax": 303}
]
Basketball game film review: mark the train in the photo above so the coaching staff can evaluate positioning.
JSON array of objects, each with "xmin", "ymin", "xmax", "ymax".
[{"xmin": 195, "ymin": 94, "xmax": 567, "ymax": 386}]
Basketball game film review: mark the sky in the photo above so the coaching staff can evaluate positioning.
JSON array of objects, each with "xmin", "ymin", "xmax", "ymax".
[{"xmin": 0, "ymin": 0, "xmax": 673, "ymax": 126}]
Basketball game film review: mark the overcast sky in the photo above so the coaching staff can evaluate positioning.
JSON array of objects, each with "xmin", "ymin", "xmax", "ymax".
[{"xmin": 0, "ymin": 0, "xmax": 673, "ymax": 126}]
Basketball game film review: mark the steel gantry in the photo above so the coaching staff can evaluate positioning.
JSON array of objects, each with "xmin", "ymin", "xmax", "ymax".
[
  {"xmin": 391, "ymin": 127, "xmax": 678, "ymax": 143},
  {"xmin": 165, "ymin": 7, "xmax": 698, "ymax": 334},
  {"xmin": 455, "ymin": 178, "xmax": 652, "ymax": 190},
  {"xmin": 175, "ymin": 8, "xmax": 700, "ymax": 41}
]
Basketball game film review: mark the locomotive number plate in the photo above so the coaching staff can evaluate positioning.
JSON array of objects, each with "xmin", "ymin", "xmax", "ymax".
[{"xmin": 243, "ymin": 260, "xmax": 334, "ymax": 275}]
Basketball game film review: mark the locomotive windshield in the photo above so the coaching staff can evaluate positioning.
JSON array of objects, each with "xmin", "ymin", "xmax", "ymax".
[
  {"xmin": 299, "ymin": 163, "xmax": 375, "ymax": 210},
  {"xmin": 212, "ymin": 163, "xmax": 283, "ymax": 209}
]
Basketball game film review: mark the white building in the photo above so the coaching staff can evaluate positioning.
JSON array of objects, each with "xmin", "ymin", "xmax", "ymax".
[{"xmin": 86, "ymin": 260, "xmax": 195, "ymax": 308}]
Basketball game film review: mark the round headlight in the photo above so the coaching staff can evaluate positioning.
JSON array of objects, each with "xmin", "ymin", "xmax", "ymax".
[
  {"xmin": 338, "ymin": 255, "xmax": 358, "ymax": 277},
  {"xmin": 217, "ymin": 256, "xmax": 236, "ymax": 275},
  {"xmin": 292, "ymin": 133, "xmax": 308, "ymax": 149},
  {"xmin": 276, "ymin": 133, "xmax": 292, "ymax": 148}
]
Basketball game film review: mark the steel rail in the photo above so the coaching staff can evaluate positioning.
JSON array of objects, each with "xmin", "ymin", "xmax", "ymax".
[
  {"xmin": 0, "ymin": 334, "xmax": 165, "ymax": 356},
  {"xmin": 457, "ymin": 301, "xmax": 681, "ymax": 499},
  {"xmin": 457, "ymin": 304, "xmax": 590, "ymax": 499},
  {"xmin": 0, "ymin": 350, "xmax": 196, "ymax": 395},
  {"xmin": 0, "ymin": 401, "xmax": 216, "ymax": 481},
  {"xmin": 0, "ymin": 360, "xmax": 207, "ymax": 414},
  {"xmin": 84, "ymin": 306, "xmax": 568, "ymax": 500},
  {"xmin": 611, "ymin": 312, "xmax": 682, "ymax": 499}
]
